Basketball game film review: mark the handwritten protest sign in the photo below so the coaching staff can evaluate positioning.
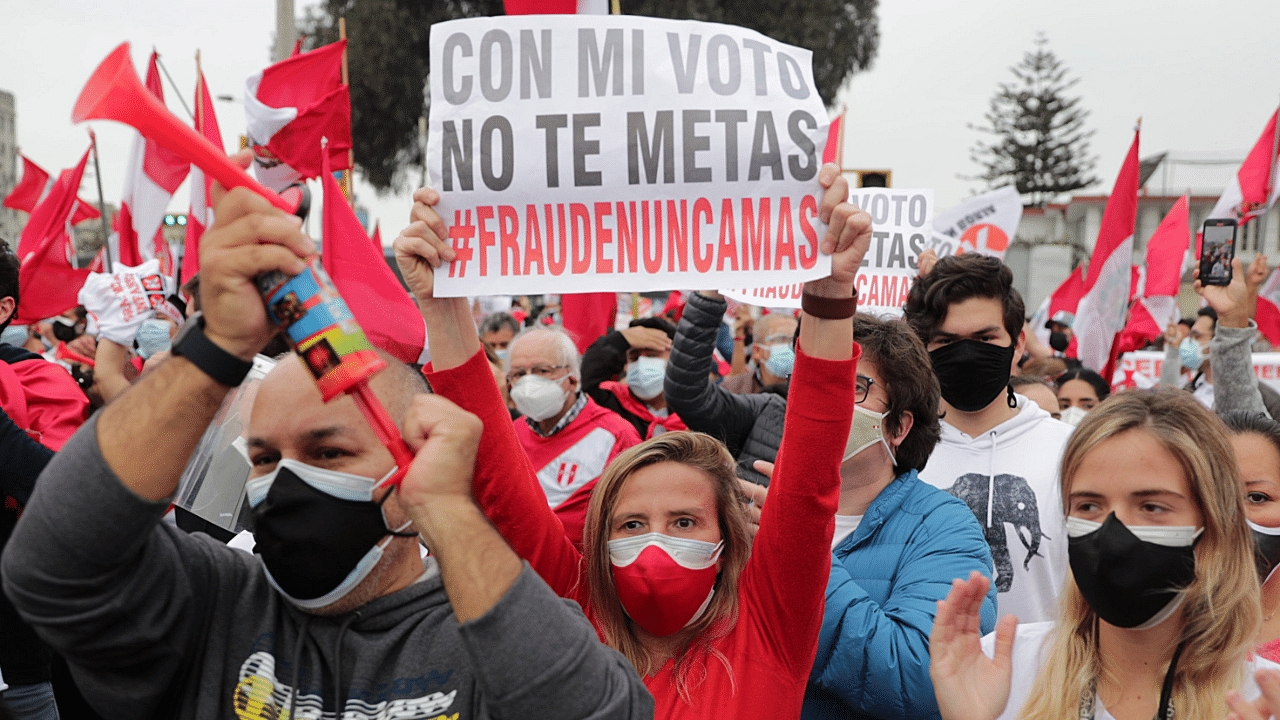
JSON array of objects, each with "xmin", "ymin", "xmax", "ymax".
[
  {"xmin": 1115, "ymin": 350, "xmax": 1280, "ymax": 394},
  {"xmin": 722, "ymin": 188, "xmax": 932, "ymax": 316},
  {"xmin": 427, "ymin": 15, "xmax": 833, "ymax": 297}
]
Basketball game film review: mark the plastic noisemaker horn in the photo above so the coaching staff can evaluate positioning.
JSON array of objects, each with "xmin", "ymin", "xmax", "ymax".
[{"xmin": 74, "ymin": 42, "xmax": 414, "ymax": 485}]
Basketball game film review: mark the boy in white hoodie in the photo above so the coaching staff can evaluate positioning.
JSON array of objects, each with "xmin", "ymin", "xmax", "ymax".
[{"xmin": 903, "ymin": 254, "xmax": 1073, "ymax": 624}]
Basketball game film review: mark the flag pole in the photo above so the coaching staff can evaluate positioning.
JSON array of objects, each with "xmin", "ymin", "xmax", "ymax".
[
  {"xmin": 153, "ymin": 50, "xmax": 195, "ymax": 120},
  {"xmin": 1261, "ymin": 100, "xmax": 1280, "ymax": 253},
  {"xmin": 339, "ymin": 17, "xmax": 355, "ymax": 207},
  {"xmin": 89, "ymin": 130, "xmax": 113, "ymax": 271}
]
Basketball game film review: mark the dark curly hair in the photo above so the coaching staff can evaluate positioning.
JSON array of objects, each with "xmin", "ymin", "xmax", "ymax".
[
  {"xmin": 0, "ymin": 239, "xmax": 19, "ymax": 333},
  {"xmin": 902, "ymin": 253, "xmax": 1024, "ymax": 347},
  {"xmin": 854, "ymin": 313, "xmax": 941, "ymax": 473}
]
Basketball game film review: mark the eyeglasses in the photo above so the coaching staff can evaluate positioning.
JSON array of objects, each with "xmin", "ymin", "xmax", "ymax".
[
  {"xmin": 855, "ymin": 375, "xmax": 876, "ymax": 404},
  {"xmin": 507, "ymin": 364, "xmax": 569, "ymax": 383}
]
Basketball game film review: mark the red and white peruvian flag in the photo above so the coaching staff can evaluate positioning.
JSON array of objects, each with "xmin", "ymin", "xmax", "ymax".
[
  {"xmin": 1030, "ymin": 266, "xmax": 1086, "ymax": 352},
  {"xmin": 1074, "ymin": 126, "xmax": 1140, "ymax": 375},
  {"xmin": 3, "ymin": 155, "xmax": 100, "ymax": 224},
  {"xmin": 1207, "ymin": 109, "xmax": 1280, "ymax": 227},
  {"xmin": 110, "ymin": 52, "xmax": 190, "ymax": 274},
  {"xmin": 1114, "ymin": 195, "xmax": 1190, "ymax": 355},
  {"xmin": 244, "ymin": 40, "xmax": 352, "ymax": 192},
  {"xmin": 182, "ymin": 65, "xmax": 224, "ymax": 285},
  {"xmin": 1257, "ymin": 269, "xmax": 1280, "ymax": 346}
]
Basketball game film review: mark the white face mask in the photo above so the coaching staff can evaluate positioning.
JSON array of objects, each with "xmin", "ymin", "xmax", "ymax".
[
  {"xmin": 843, "ymin": 405, "xmax": 895, "ymax": 462},
  {"xmin": 607, "ymin": 532, "xmax": 723, "ymax": 568},
  {"xmin": 1059, "ymin": 405, "xmax": 1089, "ymax": 427},
  {"xmin": 1066, "ymin": 516, "xmax": 1202, "ymax": 547},
  {"xmin": 626, "ymin": 356, "xmax": 667, "ymax": 401},
  {"xmin": 510, "ymin": 373, "xmax": 571, "ymax": 421}
]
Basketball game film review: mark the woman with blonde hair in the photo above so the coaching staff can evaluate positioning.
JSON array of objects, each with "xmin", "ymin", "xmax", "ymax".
[
  {"xmin": 930, "ymin": 388, "xmax": 1277, "ymax": 720},
  {"xmin": 395, "ymin": 163, "xmax": 872, "ymax": 717}
]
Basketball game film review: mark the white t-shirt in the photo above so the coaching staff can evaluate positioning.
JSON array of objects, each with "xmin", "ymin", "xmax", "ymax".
[
  {"xmin": 980, "ymin": 621, "xmax": 1280, "ymax": 720},
  {"xmin": 832, "ymin": 514, "xmax": 863, "ymax": 550}
]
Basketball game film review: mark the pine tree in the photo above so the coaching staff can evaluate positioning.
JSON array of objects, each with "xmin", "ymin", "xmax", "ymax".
[{"xmin": 968, "ymin": 35, "xmax": 1098, "ymax": 207}]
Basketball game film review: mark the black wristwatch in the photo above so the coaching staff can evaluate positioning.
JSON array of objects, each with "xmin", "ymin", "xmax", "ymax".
[{"xmin": 170, "ymin": 312, "xmax": 254, "ymax": 387}]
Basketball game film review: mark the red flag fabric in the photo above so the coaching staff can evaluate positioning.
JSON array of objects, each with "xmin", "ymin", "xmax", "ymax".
[
  {"xmin": 183, "ymin": 65, "xmax": 224, "ymax": 285},
  {"xmin": 504, "ymin": 0, "xmax": 608, "ymax": 13},
  {"xmin": 1074, "ymin": 127, "xmax": 1140, "ymax": 374},
  {"xmin": 370, "ymin": 221, "xmax": 382, "ymax": 250},
  {"xmin": 1207, "ymin": 109, "xmax": 1280, "ymax": 225},
  {"xmin": 111, "ymin": 52, "xmax": 190, "ymax": 273},
  {"xmin": 15, "ymin": 145, "xmax": 94, "ymax": 323},
  {"xmin": 16, "ymin": 143, "xmax": 95, "ymax": 261},
  {"xmin": 291, "ymin": 36, "xmax": 305, "ymax": 57},
  {"xmin": 245, "ymin": 40, "xmax": 352, "ymax": 192},
  {"xmin": 320, "ymin": 149, "xmax": 425, "ymax": 364},
  {"xmin": 4, "ymin": 155, "xmax": 99, "ymax": 225},
  {"xmin": 1030, "ymin": 265, "xmax": 1086, "ymax": 355},
  {"xmin": 822, "ymin": 108, "xmax": 845, "ymax": 168},
  {"xmin": 561, "ymin": 292, "xmax": 617, "ymax": 354},
  {"xmin": 1143, "ymin": 196, "xmax": 1190, "ymax": 298},
  {"xmin": 1258, "ymin": 269, "xmax": 1280, "ymax": 346}
]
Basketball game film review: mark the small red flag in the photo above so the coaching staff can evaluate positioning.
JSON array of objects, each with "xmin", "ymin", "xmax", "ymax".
[
  {"xmin": 320, "ymin": 147, "xmax": 425, "ymax": 364},
  {"xmin": 15, "ymin": 143, "xmax": 95, "ymax": 323}
]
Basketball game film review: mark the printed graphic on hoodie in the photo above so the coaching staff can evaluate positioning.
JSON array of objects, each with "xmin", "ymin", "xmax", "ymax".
[
  {"xmin": 234, "ymin": 650, "xmax": 459, "ymax": 719},
  {"xmin": 944, "ymin": 473, "xmax": 1046, "ymax": 592}
]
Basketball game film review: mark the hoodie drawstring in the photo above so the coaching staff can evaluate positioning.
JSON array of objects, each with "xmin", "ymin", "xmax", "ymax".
[
  {"xmin": 287, "ymin": 614, "xmax": 312, "ymax": 720},
  {"xmin": 332, "ymin": 610, "xmax": 362, "ymax": 717},
  {"xmin": 985, "ymin": 429, "xmax": 998, "ymax": 529}
]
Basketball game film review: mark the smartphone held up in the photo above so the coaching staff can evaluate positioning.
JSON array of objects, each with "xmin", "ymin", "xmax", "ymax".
[{"xmin": 1200, "ymin": 218, "xmax": 1237, "ymax": 286}]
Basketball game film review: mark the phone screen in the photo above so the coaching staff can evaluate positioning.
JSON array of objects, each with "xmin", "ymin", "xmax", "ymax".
[{"xmin": 1201, "ymin": 221, "xmax": 1236, "ymax": 285}]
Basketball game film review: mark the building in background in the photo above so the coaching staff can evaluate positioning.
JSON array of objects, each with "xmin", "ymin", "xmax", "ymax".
[
  {"xmin": 1007, "ymin": 152, "xmax": 1279, "ymax": 317},
  {"xmin": 0, "ymin": 90, "xmax": 21, "ymax": 245}
]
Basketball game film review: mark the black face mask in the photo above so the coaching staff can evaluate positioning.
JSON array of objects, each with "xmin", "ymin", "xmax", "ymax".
[
  {"xmin": 1049, "ymin": 331, "xmax": 1070, "ymax": 353},
  {"xmin": 1249, "ymin": 520, "xmax": 1280, "ymax": 581},
  {"xmin": 51, "ymin": 318, "xmax": 82, "ymax": 343},
  {"xmin": 1068, "ymin": 512, "xmax": 1198, "ymax": 628},
  {"xmin": 929, "ymin": 339, "xmax": 1016, "ymax": 412},
  {"xmin": 250, "ymin": 464, "xmax": 414, "ymax": 604}
]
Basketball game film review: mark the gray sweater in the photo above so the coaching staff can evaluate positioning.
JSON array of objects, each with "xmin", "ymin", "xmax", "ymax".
[{"xmin": 1, "ymin": 414, "xmax": 653, "ymax": 720}]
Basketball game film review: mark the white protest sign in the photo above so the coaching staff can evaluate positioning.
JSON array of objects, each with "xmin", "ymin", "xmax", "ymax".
[
  {"xmin": 929, "ymin": 186, "xmax": 1022, "ymax": 260},
  {"xmin": 1115, "ymin": 350, "xmax": 1280, "ymax": 394},
  {"xmin": 427, "ymin": 15, "xmax": 832, "ymax": 297},
  {"xmin": 722, "ymin": 187, "xmax": 932, "ymax": 317}
]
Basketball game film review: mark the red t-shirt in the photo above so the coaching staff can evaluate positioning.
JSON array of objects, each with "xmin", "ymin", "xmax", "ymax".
[{"xmin": 426, "ymin": 346, "xmax": 856, "ymax": 718}]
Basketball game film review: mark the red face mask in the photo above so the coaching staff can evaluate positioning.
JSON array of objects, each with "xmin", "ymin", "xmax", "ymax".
[{"xmin": 609, "ymin": 533, "xmax": 723, "ymax": 637}]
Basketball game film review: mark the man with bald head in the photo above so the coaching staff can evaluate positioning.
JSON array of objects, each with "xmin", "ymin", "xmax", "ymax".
[
  {"xmin": 1, "ymin": 160, "xmax": 651, "ymax": 719},
  {"xmin": 506, "ymin": 326, "xmax": 639, "ymax": 546},
  {"xmin": 722, "ymin": 311, "xmax": 798, "ymax": 395}
]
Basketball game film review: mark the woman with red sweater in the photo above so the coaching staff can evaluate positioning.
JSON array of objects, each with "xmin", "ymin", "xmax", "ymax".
[{"xmin": 395, "ymin": 164, "xmax": 870, "ymax": 717}]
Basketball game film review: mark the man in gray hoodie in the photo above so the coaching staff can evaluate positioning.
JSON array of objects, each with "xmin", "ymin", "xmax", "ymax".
[{"xmin": 1, "ymin": 178, "xmax": 652, "ymax": 720}]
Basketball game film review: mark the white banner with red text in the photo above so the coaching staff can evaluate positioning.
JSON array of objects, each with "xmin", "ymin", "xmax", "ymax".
[
  {"xmin": 721, "ymin": 187, "xmax": 932, "ymax": 316},
  {"xmin": 1115, "ymin": 350, "xmax": 1280, "ymax": 394}
]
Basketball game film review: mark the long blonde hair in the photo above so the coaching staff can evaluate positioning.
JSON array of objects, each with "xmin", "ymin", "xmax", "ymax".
[
  {"xmin": 1019, "ymin": 388, "xmax": 1261, "ymax": 720},
  {"xmin": 582, "ymin": 431, "xmax": 753, "ymax": 702}
]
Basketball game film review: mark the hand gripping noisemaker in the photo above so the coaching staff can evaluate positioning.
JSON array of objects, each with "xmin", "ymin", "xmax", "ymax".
[{"xmin": 74, "ymin": 43, "xmax": 414, "ymax": 486}]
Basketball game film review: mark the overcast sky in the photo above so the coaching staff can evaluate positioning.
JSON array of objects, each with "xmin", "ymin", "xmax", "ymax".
[{"xmin": 3, "ymin": 0, "xmax": 1278, "ymax": 243}]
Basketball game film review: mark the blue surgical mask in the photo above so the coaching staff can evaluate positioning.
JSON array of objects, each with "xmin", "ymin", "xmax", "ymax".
[
  {"xmin": 1179, "ymin": 336, "xmax": 1208, "ymax": 371},
  {"xmin": 0, "ymin": 325, "xmax": 28, "ymax": 347},
  {"xmin": 626, "ymin": 356, "xmax": 667, "ymax": 401},
  {"xmin": 136, "ymin": 319, "xmax": 173, "ymax": 359},
  {"xmin": 763, "ymin": 343, "xmax": 795, "ymax": 378}
]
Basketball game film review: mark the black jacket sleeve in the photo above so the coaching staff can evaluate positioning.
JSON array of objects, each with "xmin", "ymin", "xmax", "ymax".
[
  {"xmin": 0, "ymin": 404, "xmax": 55, "ymax": 507},
  {"xmin": 663, "ymin": 292, "xmax": 772, "ymax": 457}
]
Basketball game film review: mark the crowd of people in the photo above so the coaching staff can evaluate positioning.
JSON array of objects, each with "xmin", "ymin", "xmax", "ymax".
[{"xmin": 1, "ymin": 154, "xmax": 1280, "ymax": 720}]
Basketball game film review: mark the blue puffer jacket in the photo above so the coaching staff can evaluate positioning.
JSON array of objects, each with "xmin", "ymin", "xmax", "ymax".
[{"xmin": 802, "ymin": 469, "xmax": 997, "ymax": 720}]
